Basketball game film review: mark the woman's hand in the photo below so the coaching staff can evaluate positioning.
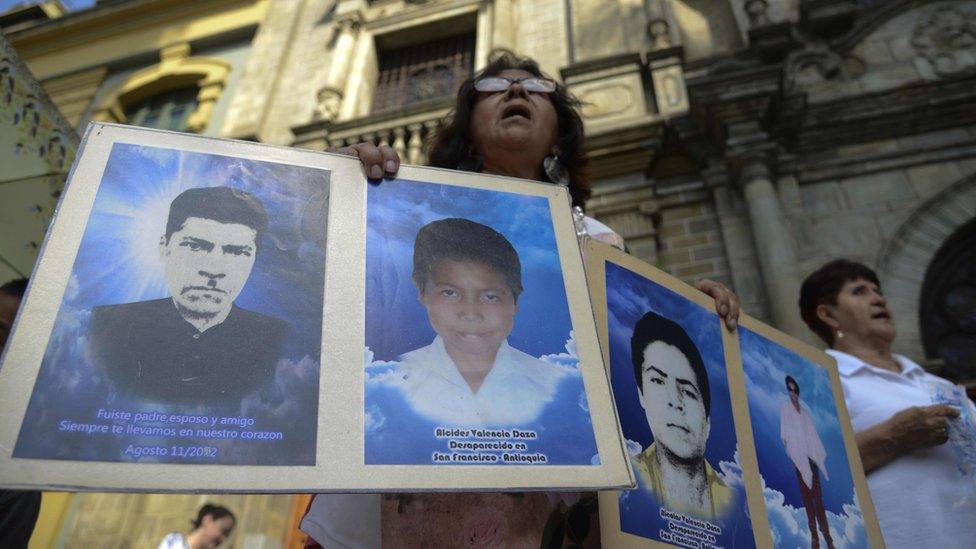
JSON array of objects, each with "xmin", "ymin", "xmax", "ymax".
[
  {"xmin": 327, "ymin": 143, "xmax": 400, "ymax": 180},
  {"xmin": 696, "ymin": 279, "xmax": 740, "ymax": 331},
  {"xmin": 888, "ymin": 404, "xmax": 959, "ymax": 451},
  {"xmin": 856, "ymin": 404, "xmax": 960, "ymax": 473}
]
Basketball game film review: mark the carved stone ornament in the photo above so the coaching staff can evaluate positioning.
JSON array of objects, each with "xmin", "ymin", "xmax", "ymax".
[
  {"xmin": 911, "ymin": 6, "xmax": 976, "ymax": 77},
  {"xmin": 745, "ymin": 0, "xmax": 771, "ymax": 27},
  {"xmin": 783, "ymin": 38, "xmax": 865, "ymax": 91},
  {"xmin": 315, "ymin": 87, "xmax": 343, "ymax": 121},
  {"xmin": 646, "ymin": 18, "xmax": 672, "ymax": 49}
]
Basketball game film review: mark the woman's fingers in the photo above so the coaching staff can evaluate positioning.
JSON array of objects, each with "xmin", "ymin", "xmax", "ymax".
[
  {"xmin": 378, "ymin": 145, "xmax": 400, "ymax": 176},
  {"xmin": 894, "ymin": 405, "xmax": 959, "ymax": 449},
  {"xmin": 325, "ymin": 143, "xmax": 401, "ymax": 179},
  {"xmin": 696, "ymin": 279, "xmax": 740, "ymax": 331},
  {"xmin": 352, "ymin": 143, "xmax": 386, "ymax": 179}
]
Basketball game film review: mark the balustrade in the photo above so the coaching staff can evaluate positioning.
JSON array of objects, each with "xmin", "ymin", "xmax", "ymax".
[{"xmin": 325, "ymin": 108, "xmax": 447, "ymax": 166}]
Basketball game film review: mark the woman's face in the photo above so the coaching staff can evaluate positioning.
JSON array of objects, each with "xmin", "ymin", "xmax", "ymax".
[
  {"xmin": 469, "ymin": 69, "xmax": 559, "ymax": 166},
  {"xmin": 198, "ymin": 514, "xmax": 235, "ymax": 548},
  {"xmin": 826, "ymin": 278, "xmax": 896, "ymax": 344}
]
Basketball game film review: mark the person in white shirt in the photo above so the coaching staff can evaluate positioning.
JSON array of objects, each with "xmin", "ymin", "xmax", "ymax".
[
  {"xmin": 780, "ymin": 375, "xmax": 833, "ymax": 549},
  {"xmin": 799, "ymin": 259, "xmax": 973, "ymax": 549},
  {"xmin": 390, "ymin": 217, "xmax": 564, "ymax": 426},
  {"xmin": 158, "ymin": 503, "xmax": 235, "ymax": 549}
]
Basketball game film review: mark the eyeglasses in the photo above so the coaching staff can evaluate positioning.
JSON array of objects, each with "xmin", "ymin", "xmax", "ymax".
[{"xmin": 474, "ymin": 76, "xmax": 557, "ymax": 94}]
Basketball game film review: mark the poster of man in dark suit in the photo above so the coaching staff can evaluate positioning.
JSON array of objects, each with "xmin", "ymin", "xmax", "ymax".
[{"xmin": 88, "ymin": 186, "xmax": 286, "ymax": 404}]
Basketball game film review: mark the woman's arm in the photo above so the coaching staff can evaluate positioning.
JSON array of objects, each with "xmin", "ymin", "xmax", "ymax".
[{"xmin": 856, "ymin": 404, "xmax": 959, "ymax": 473}]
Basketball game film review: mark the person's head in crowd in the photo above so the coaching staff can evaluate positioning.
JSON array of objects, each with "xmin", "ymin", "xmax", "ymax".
[
  {"xmin": 160, "ymin": 187, "xmax": 268, "ymax": 322},
  {"xmin": 785, "ymin": 374, "xmax": 800, "ymax": 408},
  {"xmin": 799, "ymin": 259, "xmax": 895, "ymax": 348},
  {"xmin": 631, "ymin": 310, "xmax": 711, "ymax": 463},
  {"xmin": 0, "ymin": 277, "xmax": 28, "ymax": 351},
  {"xmin": 187, "ymin": 503, "xmax": 236, "ymax": 549},
  {"xmin": 428, "ymin": 49, "xmax": 591, "ymax": 208},
  {"xmin": 412, "ymin": 217, "xmax": 521, "ymax": 365}
]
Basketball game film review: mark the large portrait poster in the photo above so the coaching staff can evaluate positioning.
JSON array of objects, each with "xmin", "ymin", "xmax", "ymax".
[
  {"xmin": 363, "ymin": 177, "xmax": 598, "ymax": 466},
  {"xmin": 593, "ymin": 250, "xmax": 757, "ymax": 547},
  {"xmin": 1, "ymin": 124, "xmax": 632, "ymax": 492},
  {"xmin": 739, "ymin": 320, "xmax": 882, "ymax": 548},
  {"xmin": 11, "ymin": 142, "xmax": 328, "ymax": 466},
  {"xmin": 587, "ymin": 240, "xmax": 884, "ymax": 548}
]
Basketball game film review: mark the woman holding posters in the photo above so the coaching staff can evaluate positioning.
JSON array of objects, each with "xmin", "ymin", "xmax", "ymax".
[
  {"xmin": 301, "ymin": 50, "xmax": 741, "ymax": 547},
  {"xmin": 800, "ymin": 259, "xmax": 976, "ymax": 548}
]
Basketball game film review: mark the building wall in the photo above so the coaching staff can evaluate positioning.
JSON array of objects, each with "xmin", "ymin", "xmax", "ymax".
[
  {"xmin": 790, "ymin": 142, "xmax": 976, "ymax": 360},
  {"xmin": 79, "ymin": 40, "xmax": 253, "ymax": 136}
]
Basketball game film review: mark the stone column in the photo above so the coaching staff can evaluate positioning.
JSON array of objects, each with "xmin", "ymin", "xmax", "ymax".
[
  {"xmin": 738, "ymin": 153, "xmax": 808, "ymax": 338},
  {"xmin": 702, "ymin": 161, "xmax": 769, "ymax": 320},
  {"xmin": 315, "ymin": 13, "xmax": 362, "ymax": 122}
]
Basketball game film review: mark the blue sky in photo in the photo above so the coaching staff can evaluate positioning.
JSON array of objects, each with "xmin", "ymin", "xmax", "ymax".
[
  {"xmin": 740, "ymin": 326, "xmax": 868, "ymax": 548},
  {"xmin": 605, "ymin": 261, "xmax": 755, "ymax": 547},
  {"xmin": 14, "ymin": 143, "xmax": 328, "ymax": 465},
  {"xmin": 363, "ymin": 177, "xmax": 597, "ymax": 466},
  {"xmin": 365, "ymin": 177, "xmax": 572, "ymax": 360}
]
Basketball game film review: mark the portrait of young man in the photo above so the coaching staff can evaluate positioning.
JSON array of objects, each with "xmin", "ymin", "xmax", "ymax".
[
  {"xmin": 11, "ymin": 142, "xmax": 327, "ymax": 467},
  {"xmin": 629, "ymin": 309, "xmax": 733, "ymax": 520},
  {"xmin": 88, "ymin": 186, "xmax": 286, "ymax": 405}
]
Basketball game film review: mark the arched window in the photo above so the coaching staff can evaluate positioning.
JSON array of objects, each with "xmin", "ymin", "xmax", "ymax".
[
  {"xmin": 90, "ymin": 44, "xmax": 230, "ymax": 134},
  {"xmin": 124, "ymin": 86, "xmax": 199, "ymax": 131},
  {"xmin": 919, "ymin": 218, "xmax": 976, "ymax": 384}
]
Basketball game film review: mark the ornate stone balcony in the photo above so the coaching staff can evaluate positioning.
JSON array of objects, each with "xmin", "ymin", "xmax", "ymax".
[{"xmin": 291, "ymin": 97, "xmax": 452, "ymax": 165}]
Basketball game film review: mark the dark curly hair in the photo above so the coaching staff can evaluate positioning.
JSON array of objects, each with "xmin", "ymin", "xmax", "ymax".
[
  {"xmin": 799, "ymin": 259, "xmax": 881, "ymax": 346},
  {"xmin": 427, "ymin": 49, "xmax": 591, "ymax": 208}
]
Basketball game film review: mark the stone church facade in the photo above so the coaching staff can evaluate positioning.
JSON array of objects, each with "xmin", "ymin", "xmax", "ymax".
[
  {"xmin": 243, "ymin": 0, "xmax": 974, "ymax": 385},
  {"xmin": 3, "ymin": 0, "xmax": 974, "ymax": 545}
]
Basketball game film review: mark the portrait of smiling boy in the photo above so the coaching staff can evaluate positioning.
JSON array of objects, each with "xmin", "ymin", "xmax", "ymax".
[{"xmin": 388, "ymin": 217, "xmax": 565, "ymax": 426}]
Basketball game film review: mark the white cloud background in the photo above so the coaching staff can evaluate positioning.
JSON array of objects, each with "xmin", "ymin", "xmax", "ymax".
[{"xmin": 364, "ymin": 332, "xmax": 585, "ymax": 429}]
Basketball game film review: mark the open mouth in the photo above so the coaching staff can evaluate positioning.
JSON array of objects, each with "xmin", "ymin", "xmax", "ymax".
[
  {"xmin": 871, "ymin": 310, "xmax": 891, "ymax": 320},
  {"xmin": 502, "ymin": 104, "xmax": 531, "ymax": 120}
]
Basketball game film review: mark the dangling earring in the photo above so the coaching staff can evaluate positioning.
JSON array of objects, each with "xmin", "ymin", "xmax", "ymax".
[
  {"xmin": 543, "ymin": 154, "xmax": 570, "ymax": 187},
  {"xmin": 836, "ymin": 329, "xmax": 844, "ymax": 340}
]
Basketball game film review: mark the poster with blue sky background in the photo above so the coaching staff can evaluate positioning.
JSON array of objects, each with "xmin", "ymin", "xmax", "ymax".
[
  {"xmin": 12, "ymin": 142, "xmax": 326, "ymax": 466},
  {"xmin": 605, "ymin": 261, "xmax": 755, "ymax": 548},
  {"xmin": 740, "ymin": 326, "xmax": 869, "ymax": 548},
  {"xmin": 363, "ymin": 177, "xmax": 597, "ymax": 466}
]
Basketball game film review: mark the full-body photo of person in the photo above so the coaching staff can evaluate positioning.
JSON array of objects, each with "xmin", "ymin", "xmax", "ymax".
[{"xmin": 780, "ymin": 375, "xmax": 833, "ymax": 549}]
